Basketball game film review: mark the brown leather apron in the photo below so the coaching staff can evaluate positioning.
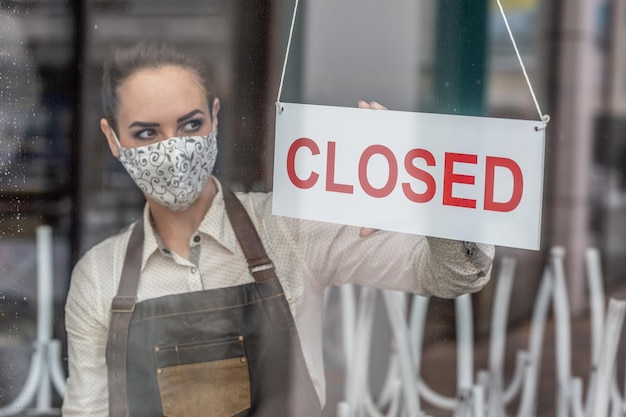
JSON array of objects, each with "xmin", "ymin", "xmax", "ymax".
[{"xmin": 105, "ymin": 189, "xmax": 321, "ymax": 417}]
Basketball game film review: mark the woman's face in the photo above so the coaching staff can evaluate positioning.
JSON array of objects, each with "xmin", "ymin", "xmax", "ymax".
[{"xmin": 101, "ymin": 65, "xmax": 219, "ymax": 155}]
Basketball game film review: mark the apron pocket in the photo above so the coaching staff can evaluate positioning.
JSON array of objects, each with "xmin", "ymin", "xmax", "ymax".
[{"xmin": 154, "ymin": 337, "xmax": 251, "ymax": 417}]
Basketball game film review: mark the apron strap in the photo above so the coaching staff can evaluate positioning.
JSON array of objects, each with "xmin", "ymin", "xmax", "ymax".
[
  {"xmin": 106, "ymin": 219, "xmax": 144, "ymax": 417},
  {"xmin": 106, "ymin": 187, "xmax": 276, "ymax": 416},
  {"xmin": 223, "ymin": 188, "xmax": 277, "ymax": 283}
]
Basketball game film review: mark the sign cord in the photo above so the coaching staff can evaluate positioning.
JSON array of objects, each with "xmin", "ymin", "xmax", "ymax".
[
  {"xmin": 276, "ymin": 0, "xmax": 300, "ymax": 113},
  {"xmin": 495, "ymin": 0, "xmax": 550, "ymax": 129},
  {"xmin": 277, "ymin": 0, "xmax": 550, "ymax": 129}
]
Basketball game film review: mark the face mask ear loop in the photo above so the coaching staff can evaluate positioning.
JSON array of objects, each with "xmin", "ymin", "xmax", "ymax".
[
  {"xmin": 110, "ymin": 129, "xmax": 124, "ymax": 153},
  {"xmin": 208, "ymin": 112, "xmax": 217, "ymax": 137}
]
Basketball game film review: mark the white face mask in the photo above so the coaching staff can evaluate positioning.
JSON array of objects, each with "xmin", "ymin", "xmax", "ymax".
[{"xmin": 111, "ymin": 128, "xmax": 218, "ymax": 211}]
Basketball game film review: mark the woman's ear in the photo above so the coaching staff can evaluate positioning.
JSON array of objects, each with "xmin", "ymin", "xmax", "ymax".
[
  {"xmin": 100, "ymin": 118, "xmax": 120, "ymax": 158},
  {"xmin": 211, "ymin": 97, "xmax": 220, "ymax": 132}
]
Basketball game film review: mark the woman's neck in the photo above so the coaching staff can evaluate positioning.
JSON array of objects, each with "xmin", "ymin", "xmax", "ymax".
[{"xmin": 147, "ymin": 177, "xmax": 218, "ymax": 259}]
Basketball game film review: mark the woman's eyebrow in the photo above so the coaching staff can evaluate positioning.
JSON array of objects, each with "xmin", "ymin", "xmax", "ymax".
[
  {"xmin": 177, "ymin": 109, "xmax": 204, "ymax": 123},
  {"xmin": 128, "ymin": 121, "xmax": 159, "ymax": 129},
  {"xmin": 127, "ymin": 110, "xmax": 204, "ymax": 129}
]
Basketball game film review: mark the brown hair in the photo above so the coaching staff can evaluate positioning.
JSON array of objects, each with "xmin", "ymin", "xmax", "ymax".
[{"xmin": 102, "ymin": 41, "xmax": 213, "ymax": 128}]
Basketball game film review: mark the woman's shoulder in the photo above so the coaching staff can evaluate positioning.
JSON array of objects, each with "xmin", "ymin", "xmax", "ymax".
[
  {"xmin": 71, "ymin": 223, "xmax": 136, "ymax": 286},
  {"xmin": 66, "ymin": 223, "xmax": 137, "ymax": 324},
  {"xmin": 232, "ymin": 189, "xmax": 349, "ymax": 243},
  {"xmin": 230, "ymin": 189, "xmax": 273, "ymax": 220},
  {"xmin": 79, "ymin": 223, "xmax": 135, "ymax": 262},
  {"xmin": 232, "ymin": 189, "xmax": 272, "ymax": 205}
]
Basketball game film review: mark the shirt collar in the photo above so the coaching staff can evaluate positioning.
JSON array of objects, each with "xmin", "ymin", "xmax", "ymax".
[{"xmin": 139, "ymin": 177, "xmax": 239, "ymax": 271}]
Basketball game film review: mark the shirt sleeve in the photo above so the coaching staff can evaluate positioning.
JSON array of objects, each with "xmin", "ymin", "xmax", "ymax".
[
  {"xmin": 276, "ymin": 212, "xmax": 495, "ymax": 298},
  {"xmin": 62, "ymin": 254, "xmax": 111, "ymax": 417}
]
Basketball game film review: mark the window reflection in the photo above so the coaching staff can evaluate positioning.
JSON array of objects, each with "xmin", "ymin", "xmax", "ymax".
[
  {"xmin": 0, "ymin": 1, "xmax": 624, "ymax": 416},
  {"xmin": 0, "ymin": 12, "xmax": 39, "ymax": 189},
  {"xmin": 0, "ymin": 1, "xmax": 73, "ymax": 412}
]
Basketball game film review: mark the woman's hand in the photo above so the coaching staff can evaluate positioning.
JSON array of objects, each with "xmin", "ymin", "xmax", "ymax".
[
  {"xmin": 357, "ymin": 100, "xmax": 387, "ymax": 110},
  {"xmin": 357, "ymin": 100, "xmax": 387, "ymax": 237}
]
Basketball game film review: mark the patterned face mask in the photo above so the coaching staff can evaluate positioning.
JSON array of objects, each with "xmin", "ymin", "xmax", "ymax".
[{"xmin": 111, "ymin": 128, "xmax": 218, "ymax": 211}]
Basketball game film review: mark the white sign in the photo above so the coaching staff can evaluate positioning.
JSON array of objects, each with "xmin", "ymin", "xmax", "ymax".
[{"xmin": 272, "ymin": 103, "xmax": 545, "ymax": 250}]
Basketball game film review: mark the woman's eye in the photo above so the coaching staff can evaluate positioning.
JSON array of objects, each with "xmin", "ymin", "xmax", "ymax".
[
  {"xmin": 181, "ymin": 119, "xmax": 203, "ymax": 133},
  {"xmin": 133, "ymin": 129, "xmax": 158, "ymax": 140}
]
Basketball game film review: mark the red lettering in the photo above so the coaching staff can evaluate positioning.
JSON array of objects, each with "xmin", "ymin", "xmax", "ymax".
[
  {"xmin": 287, "ymin": 138, "xmax": 320, "ymax": 189},
  {"xmin": 358, "ymin": 145, "xmax": 398, "ymax": 198},
  {"xmin": 326, "ymin": 142, "xmax": 354, "ymax": 194},
  {"xmin": 288, "ymin": 139, "xmax": 524, "ymax": 213},
  {"xmin": 402, "ymin": 149, "xmax": 436, "ymax": 203},
  {"xmin": 484, "ymin": 156, "xmax": 523, "ymax": 212},
  {"xmin": 443, "ymin": 152, "xmax": 477, "ymax": 209}
]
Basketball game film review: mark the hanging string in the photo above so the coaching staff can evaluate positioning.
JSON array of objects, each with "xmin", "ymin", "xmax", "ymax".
[
  {"xmin": 277, "ymin": 0, "xmax": 549, "ymax": 129},
  {"xmin": 276, "ymin": 0, "xmax": 300, "ymax": 113},
  {"xmin": 495, "ymin": 0, "xmax": 550, "ymax": 130}
]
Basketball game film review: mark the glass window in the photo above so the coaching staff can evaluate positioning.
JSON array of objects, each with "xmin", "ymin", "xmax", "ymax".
[
  {"xmin": 1, "ymin": 2, "xmax": 622, "ymax": 417},
  {"xmin": 0, "ymin": 0, "xmax": 73, "ymax": 409}
]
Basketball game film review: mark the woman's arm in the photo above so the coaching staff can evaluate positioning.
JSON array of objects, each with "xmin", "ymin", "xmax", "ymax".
[
  {"xmin": 289, "ymin": 218, "xmax": 494, "ymax": 298},
  {"xmin": 62, "ymin": 255, "xmax": 111, "ymax": 416}
]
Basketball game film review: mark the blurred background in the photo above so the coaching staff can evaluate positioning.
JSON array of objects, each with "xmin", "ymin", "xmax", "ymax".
[{"xmin": 0, "ymin": 0, "xmax": 624, "ymax": 415}]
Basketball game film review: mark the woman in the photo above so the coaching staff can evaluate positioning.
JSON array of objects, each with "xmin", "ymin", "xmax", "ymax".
[{"xmin": 63, "ymin": 41, "xmax": 495, "ymax": 417}]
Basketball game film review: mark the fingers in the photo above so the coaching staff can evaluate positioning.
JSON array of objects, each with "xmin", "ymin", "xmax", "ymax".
[
  {"xmin": 359, "ymin": 227, "xmax": 380, "ymax": 238},
  {"xmin": 369, "ymin": 101, "xmax": 388, "ymax": 110},
  {"xmin": 357, "ymin": 100, "xmax": 388, "ymax": 110}
]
